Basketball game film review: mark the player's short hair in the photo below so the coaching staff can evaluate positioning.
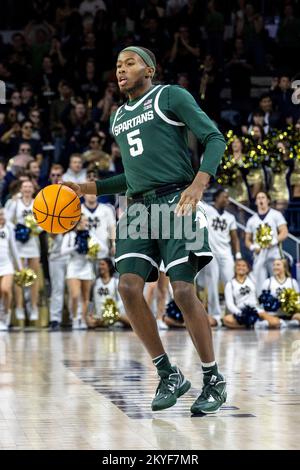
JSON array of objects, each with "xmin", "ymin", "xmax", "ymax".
[{"xmin": 213, "ymin": 188, "xmax": 228, "ymax": 201}]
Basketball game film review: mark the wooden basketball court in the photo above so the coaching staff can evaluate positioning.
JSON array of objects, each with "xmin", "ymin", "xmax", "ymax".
[{"xmin": 0, "ymin": 328, "xmax": 299, "ymax": 450}]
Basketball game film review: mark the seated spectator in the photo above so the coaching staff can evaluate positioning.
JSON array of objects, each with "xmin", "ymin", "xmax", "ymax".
[
  {"xmin": 3, "ymin": 120, "xmax": 43, "ymax": 161},
  {"xmin": 271, "ymin": 75, "xmax": 296, "ymax": 123},
  {"xmin": 223, "ymin": 259, "xmax": 265, "ymax": 329},
  {"xmin": 48, "ymin": 163, "xmax": 64, "ymax": 185},
  {"xmin": 62, "ymin": 153, "xmax": 87, "ymax": 183},
  {"xmin": 259, "ymin": 259, "xmax": 300, "ymax": 328},
  {"xmin": 91, "ymin": 258, "xmax": 130, "ymax": 328}
]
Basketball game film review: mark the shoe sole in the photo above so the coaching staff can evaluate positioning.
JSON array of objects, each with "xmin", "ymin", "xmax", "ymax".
[{"xmin": 152, "ymin": 379, "xmax": 191, "ymax": 411}]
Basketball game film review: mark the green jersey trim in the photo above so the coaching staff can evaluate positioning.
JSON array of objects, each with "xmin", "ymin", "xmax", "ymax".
[
  {"xmin": 124, "ymin": 85, "xmax": 160, "ymax": 111},
  {"xmin": 154, "ymin": 85, "xmax": 185, "ymax": 127}
]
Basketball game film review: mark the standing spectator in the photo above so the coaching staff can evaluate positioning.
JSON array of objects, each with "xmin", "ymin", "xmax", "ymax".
[
  {"xmin": 61, "ymin": 214, "xmax": 96, "ymax": 329},
  {"xmin": 48, "ymin": 232, "xmax": 69, "ymax": 330},
  {"xmin": 0, "ymin": 208, "xmax": 22, "ymax": 329},
  {"xmin": 62, "ymin": 153, "xmax": 87, "ymax": 183},
  {"xmin": 81, "ymin": 193, "xmax": 116, "ymax": 258},
  {"xmin": 169, "ymin": 25, "xmax": 200, "ymax": 78},
  {"xmin": 245, "ymin": 192, "xmax": 288, "ymax": 295},
  {"xmin": 4, "ymin": 180, "xmax": 41, "ymax": 321},
  {"xmin": 202, "ymin": 189, "xmax": 241, "ymax": 326}
]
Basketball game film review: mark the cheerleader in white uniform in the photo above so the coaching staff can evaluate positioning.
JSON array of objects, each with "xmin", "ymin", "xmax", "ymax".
[
  {"xmin": 92, "ymin": 258, "xmax": 130, "ymax": 327},
  {"xmin": 61, "ymin": 215, "xmax": 95, "ymax": 329},
  {"xmin": 81, "ymin": 194, "xmax": 116, "ymax": 259},
  {"xmin": 5, "ymin": 180, "xmax": 41, "ymax": 321},
  {"xmin": 224, "ymin": 259, "xmax": 267, "ymax": 329},
  {"xmin": 0, "ymin": 208, "xmax": 22, "ymax": 329},
  {"xmin": 245, "ymin": 192, "xmax": 288, "ymax": 295},
  {"xmin": 260, "ymin": 259, "xmax": 300, "ymax": 328}
]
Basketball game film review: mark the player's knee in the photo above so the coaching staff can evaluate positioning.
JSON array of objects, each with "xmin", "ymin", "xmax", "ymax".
[
  {"xmin": 118, "ymin": 277, "xmax": 143, "ymax": 301},
  {"xmin": 172, "ymin": 282, "xmax": 194, "ymax": 308}
]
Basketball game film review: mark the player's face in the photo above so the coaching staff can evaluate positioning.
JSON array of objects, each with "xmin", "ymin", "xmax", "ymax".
[
  {"xmin": 116, "ymin": 52, "xmax": 149, "ymax": 94},
  {"xmin": 273, "ymin": 259, "xmax": 284, "ymax": 276},
  {"xmin": 235, "ymin": 260, "xmax": 249, "ymax": 276}
]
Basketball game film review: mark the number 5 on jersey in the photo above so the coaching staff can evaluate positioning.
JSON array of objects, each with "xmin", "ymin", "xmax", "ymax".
[{"xmin": 127, "ymin": 129, "xmax": 144, "ymax": 157}]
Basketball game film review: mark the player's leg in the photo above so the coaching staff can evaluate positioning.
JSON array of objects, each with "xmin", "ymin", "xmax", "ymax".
[
  {"xmin": 156, "ymin": 272, "xmax": 169, "ymax": 322},
  {"xmin": 117, "ymin": 261, "xmax": 191, "ymax": 411},
  {"xmin": 118, "ymin": 272, "xmax": 165, "ymax": 357},
  {"xmin": 27, "ymin": 257, "xmax": 40, "ymax": 320},
  {"xmin": 168, "ymin": 264, "xmax": 226, "ymax": 414}
]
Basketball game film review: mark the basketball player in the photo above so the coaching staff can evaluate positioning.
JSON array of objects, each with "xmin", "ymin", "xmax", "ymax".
[
  {"xmin": 202, "ymin": 188, "xmax": 241, "ymax": 326},
  {"xmin": 245, "ymin": 192, "xmax": 288, "ymax": 295},
  {"xmin": 260, "ymin": 258, "xmax": 300, "ymax": 328},
  {"xmin": 81, "ymin": 194, "xmax": 116, "ymax": 259},
  {"xmin": 5, "ymin": 180, "xmax": 41, "ymax": 321},
  {"xmin": 63, "ymin": 46, "xmax": 227, "ymax": 414},
  {"xmin": 0, "ymin": 208, "xmax": 22, "ymax": 330},
  {"xmin": 92, "ymin": 258, "xmax": 130, "ymax": 327}
]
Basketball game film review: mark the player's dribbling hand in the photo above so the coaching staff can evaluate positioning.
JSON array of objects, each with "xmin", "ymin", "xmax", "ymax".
[
  {"xmin": 175, "ymin": 184, "xmax": 203, "ymax": 217},
  {"xmin": 62, "ymin": 181, "xmax": 83, "ymax": 197}
]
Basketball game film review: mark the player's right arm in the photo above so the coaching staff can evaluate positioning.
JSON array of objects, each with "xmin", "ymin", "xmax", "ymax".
[{"xmin": 63, "ymin": 173, "xmax": 128, "ymax": 197}]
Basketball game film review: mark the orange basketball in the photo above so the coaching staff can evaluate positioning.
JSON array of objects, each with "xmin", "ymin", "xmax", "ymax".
[{"xmin": 33, "ymin": 184, "xmax": 81, "ymax": 234}]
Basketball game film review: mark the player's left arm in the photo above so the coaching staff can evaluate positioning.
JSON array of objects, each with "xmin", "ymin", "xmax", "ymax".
[{"xmin": 169, "ymin": 86, "xmax": 226, "ymax": 215}]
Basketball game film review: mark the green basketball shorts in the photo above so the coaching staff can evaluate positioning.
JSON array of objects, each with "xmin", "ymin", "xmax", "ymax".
[{"xmin": 115, "ymin": 188, "xmax": 213, "ymax": 283}]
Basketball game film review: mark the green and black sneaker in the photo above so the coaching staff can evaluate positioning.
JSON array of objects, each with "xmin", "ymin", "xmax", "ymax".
[
  {"xmin": 151, "ymin": 366, "xmax": 191, "ymax": 411},
  {"xmin": 191, "ymin": 374, "xmax": 227, "ymax": 415}
]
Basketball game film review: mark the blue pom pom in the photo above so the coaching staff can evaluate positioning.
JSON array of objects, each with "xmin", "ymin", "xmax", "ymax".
[
  {"xmin": 234, "ymin": 305, "xmax": 259, "ymax": 328},
  {"xmin": 259, "ymin": 290, "xmax": 280, "ymax": 312},
  {"xmin": 15, "ymin": 224, "xmax": 31, "ymax": 243},
  {"xmin": 75, "ymin": 230, "xmax": 90, "ymax": 254},
  {"xmin": 166, "ymin": 300, "xmax": 184, "ymax": 323}
]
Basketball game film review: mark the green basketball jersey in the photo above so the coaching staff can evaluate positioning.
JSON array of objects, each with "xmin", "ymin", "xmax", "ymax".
[{"xmin": 110, "ymin": 84, "xmax": 226, "ymax": 197}]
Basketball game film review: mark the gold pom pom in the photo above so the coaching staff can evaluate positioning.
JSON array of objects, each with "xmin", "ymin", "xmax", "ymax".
[
  {"xmin": 87, "ymin": 239, "xmax": 100, "ymax": 259},
  {"xmin": 101, "ymin": 297, "xmax": 120, "ymax": 326},
  {"xmin": 279, "ymin": 288, "xmax": 300, "ymax": 316},
  {"xmin": 14, "ymin": 268, "xmax": 37, "ymax": 287},
  {"xmin": 25, "ymin": 214, "xmax": 40, "ymax": 235},
  {"xmin": 255, "ymin": 224, "xmax": 273, "ymax": 248}
]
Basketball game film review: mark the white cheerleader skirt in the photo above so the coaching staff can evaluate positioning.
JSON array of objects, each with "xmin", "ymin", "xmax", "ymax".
[
  {"xmin": 66, "ymin": 258, "xmax": 95, "ymax": 281},
  {"xmin": 0, "ymin": 261, "xmax": 14, "ymax": 277},
  {"xmin": 16, "ymin": 237, "xmax": 40, "ymax": 259}
]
